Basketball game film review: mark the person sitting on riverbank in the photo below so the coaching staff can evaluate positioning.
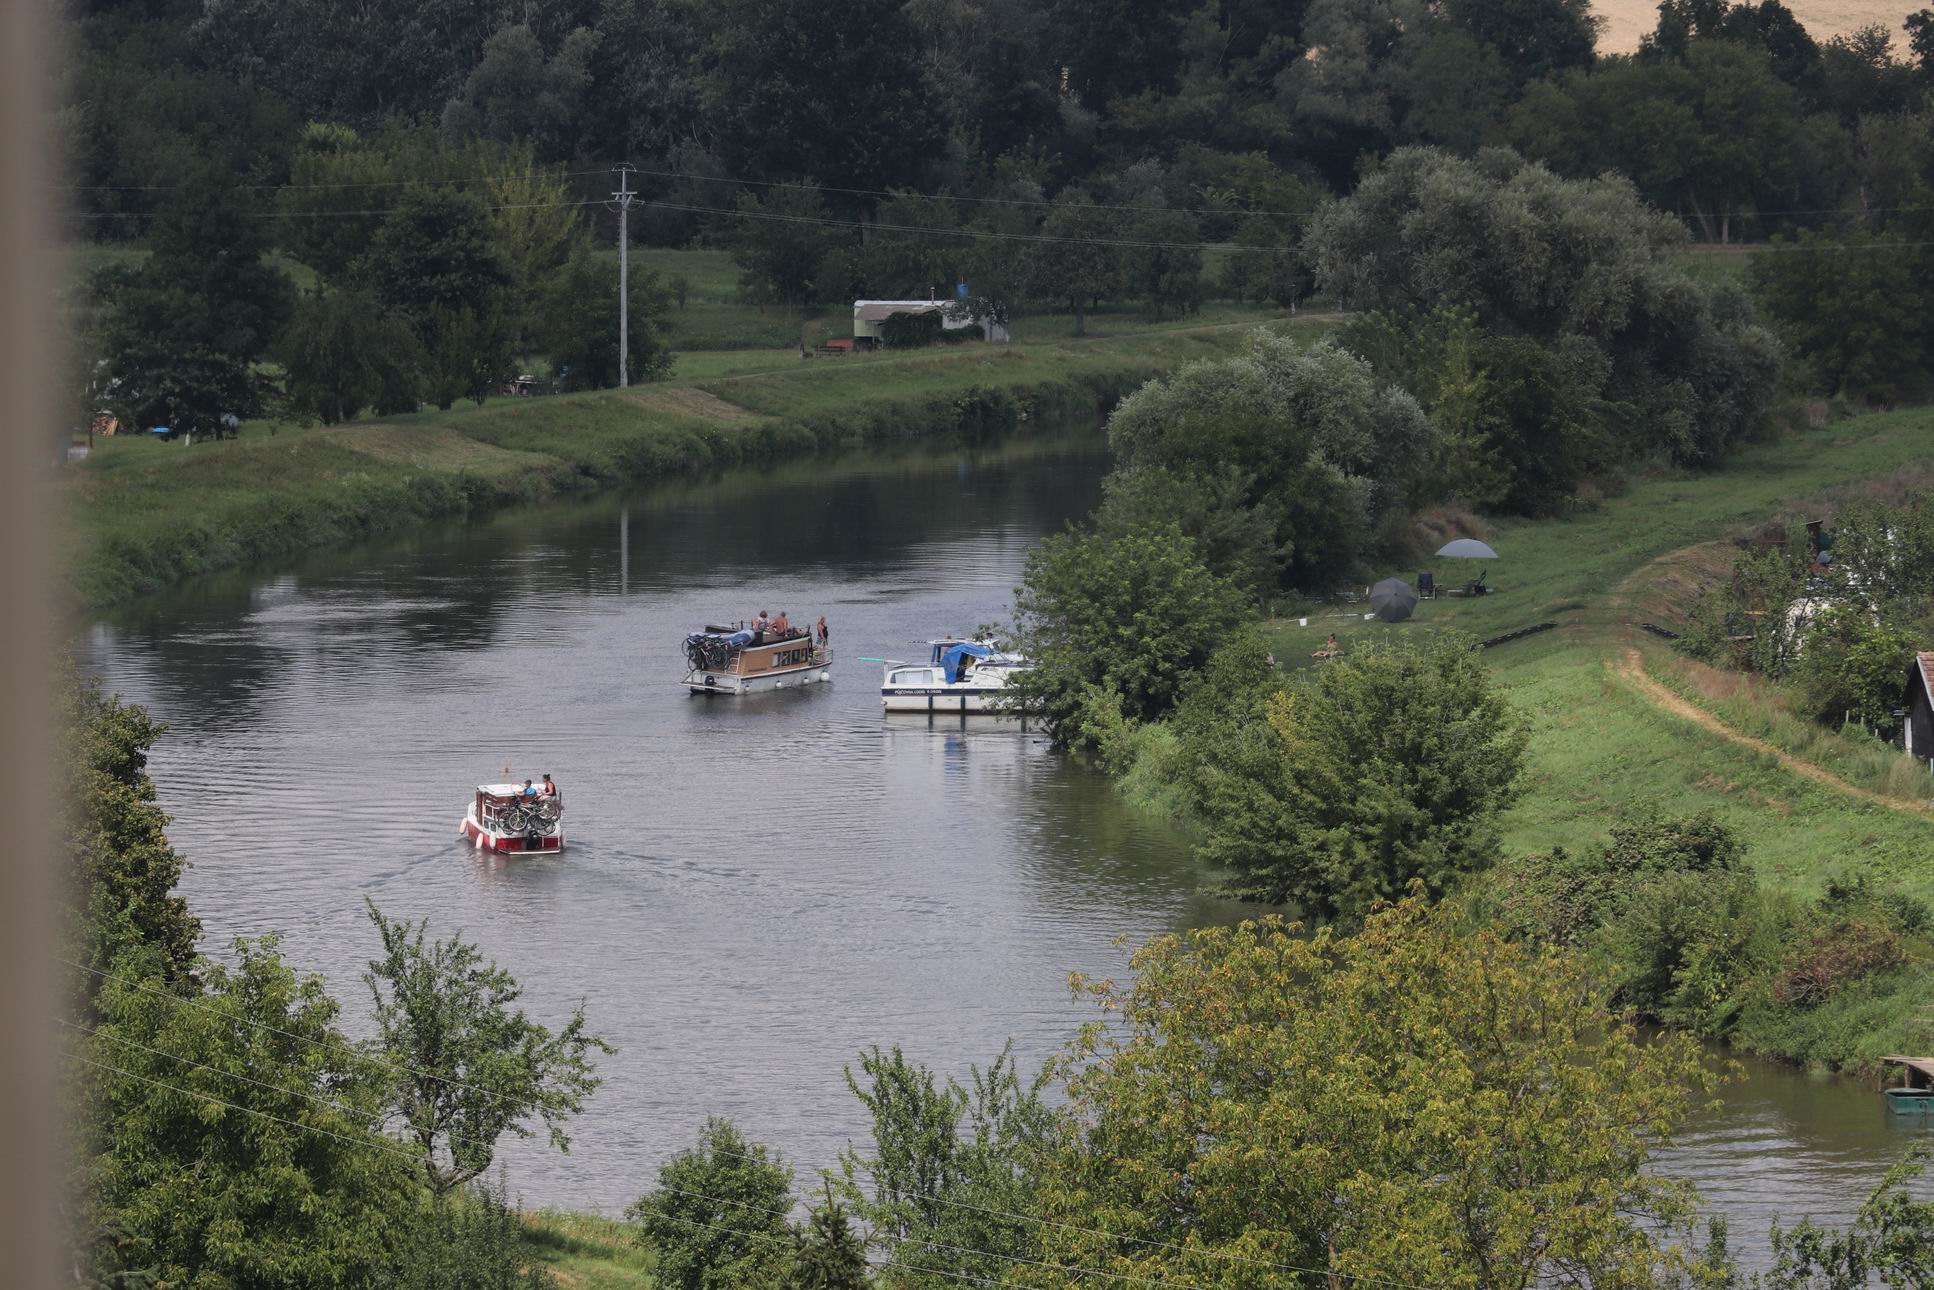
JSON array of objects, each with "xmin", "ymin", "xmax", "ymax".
[{"xmin": 1313, "ymin": 633, "xmax": 1341, "ymax": 660}]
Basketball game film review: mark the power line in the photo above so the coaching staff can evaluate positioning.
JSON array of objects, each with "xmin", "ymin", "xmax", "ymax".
[{"xmin": 67, "ymin": 1049, "xmax": 426, "ymax": 1163}]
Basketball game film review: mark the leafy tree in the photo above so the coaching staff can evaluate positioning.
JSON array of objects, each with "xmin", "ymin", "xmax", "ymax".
[
  {"xmin": 1794, "ymin": 605, "xmax": 1919, "ymax": 734},
  {"xmin": 703, "ymin": 0, "xmax": 948, "ymax": 202},
  {"xmin": 540, "ymin": 248, "xmax": 674, "ymax": 391},
  {"xmin": 396, "ymin": 1173, "xmax": 552, "ymax": 1290},
  {"xmin": 1441, "ymin": 0, "xmax": 1595, "ymax": 90},
  {"xmin": 362, "ymin": 900, "xmax": 610, "ymax": 1199},
  {"xmin": 422, "ymin": 304, "xmax": 515, "ymax": 410},
  {"xmin": 1752, "ymin": 228, "xmax": 1934, "ymax": 401},
  {"xmin": 1194, "ymin": 637, "xmax": 1529, "ymax": 922},
  {"xmin": 835, "ymin": 1044, "xmax": 1054, "ymax": 1287},
  {"xmin": 1100, "ymin": 333, "xmax": 1435, "ymax": 589},
  {"xmin": 1765, "ymin": 1144, "xmax": 1934, "ymax": 1289},
  {"xmin": 100, "ymin": 166, "xmax": 295, "ymax": 437},
  {"xmin": 61, "ymin": 673, "xmax": 199, "ymax": 1015},
  {"xmin": 627, "ymin": 1118, "xmax": 795, "ymax": 1290},
  {"xmin": 730, "ymin": 184, "xmax": 845, "ymax": 308},
  {"xmin": 1122, "ymin": 205, "xmax": 1202, "ymax": 318},
  {"xmin": 1008, "ymin": 525, "xmax": 1251, "ymax": 742},
  {"xmin": 1046, "ymin": 0, "xmax": 1188, "ymax": 106},
  {"xmin": 1021, "ymin": 191, "xmax": 1123, "ymax": 337},
  {"xmin": 480, "ymin": 152, "xmax": 589, "ymax": 359},
  {"xmin": 359, "ymin": 189, "xmax": 512, "ymax": 331},
  {"xmin": 1038, "ymin": 898, "xmax": 1723, "ymax": 1288},
  {"xmin": 79, "ymin": 937, "xmax": 420, "ymax": 1288},
  {"xmin": 790, "ymin": 1184, "xmax": 869, "ymax": 1290},
  {"xmin": 441, "ymin": 23, "xmax": 598, "ymax": 163},
  {"xmin": 861, "ymin": 193, "xmax": 965, "ymax": 299},
  {"xmin": 1307, "ymin": 146, "xmax": 1781, "ymax": 466},
  {"xmin": 282, "ymin": 289, "xmax": 424, "ymax": 423}
]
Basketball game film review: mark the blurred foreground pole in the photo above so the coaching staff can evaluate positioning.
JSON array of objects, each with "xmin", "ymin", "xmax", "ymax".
[{"xmin": 0, "ymin": 0, "xmax": 62, "ymax": 1286}]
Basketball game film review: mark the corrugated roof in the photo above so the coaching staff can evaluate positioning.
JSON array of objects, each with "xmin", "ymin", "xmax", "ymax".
[{"xmin": 853, "ymin": 299, "xmax": 942, "ymax": 323}]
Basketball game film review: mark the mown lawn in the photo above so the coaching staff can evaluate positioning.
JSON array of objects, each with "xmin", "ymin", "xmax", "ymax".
[{"xmin": 521, "ymin": 1210, "xmax": 655, "ymax": 1289}]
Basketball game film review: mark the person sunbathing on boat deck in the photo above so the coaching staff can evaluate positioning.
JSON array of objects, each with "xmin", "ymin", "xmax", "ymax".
[{"xmin": 772, "ymin": 611, "xmax": 791, "ymax": 636}]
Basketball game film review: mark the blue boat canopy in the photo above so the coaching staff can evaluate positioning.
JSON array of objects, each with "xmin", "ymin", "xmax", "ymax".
[{"xmin": 940, "ymin": 642, "xmax": 992, "ymax": 683}]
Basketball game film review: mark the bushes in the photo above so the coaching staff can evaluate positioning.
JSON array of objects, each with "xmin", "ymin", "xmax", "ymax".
[{"xmin": 1772, "ymin": 918, "xmax": 1907, "ymax": 1008}]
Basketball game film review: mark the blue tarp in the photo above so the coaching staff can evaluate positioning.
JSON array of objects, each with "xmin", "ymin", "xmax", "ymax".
[{"xmin": 940, "ymin": 642, "xmax": 992, "ymax": 683}]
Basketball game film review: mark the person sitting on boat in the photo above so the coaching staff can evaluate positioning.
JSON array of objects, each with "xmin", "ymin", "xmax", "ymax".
[
  {"xmin": 521, "ymin": 779, "xmax": 539, "ymax": 797},
  {"xmin": 772, "ymin": 610, "xmax": 791, "ymax": 636},
  {"xmin": 541, "ymin": 774, "xmax": 558, "ymax": 798}
]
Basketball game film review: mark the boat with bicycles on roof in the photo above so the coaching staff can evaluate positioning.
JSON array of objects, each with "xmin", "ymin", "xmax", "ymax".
[
  {"xmin": 683, "ymin": 618, "xmax": 832, "ymax": 694},
  {"xmin": 879, "ymin": 638, "xmax": 1028, "ymax": 713},
  {"xmin": 459, "ymin": 782, "xmax": 564, "ymax": 855}
]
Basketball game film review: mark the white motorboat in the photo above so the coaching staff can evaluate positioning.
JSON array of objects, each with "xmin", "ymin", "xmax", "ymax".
[
  {"xmin": 459, "ymin": 783, "xmax": 563, "ymax": 855},
  {"xmin": 683, "ymin": 622, "xmax": 832, "ymax": 694},
  {"xmin": 880, "ymin": 639, "xmax": 1028, "ymax": 713}
]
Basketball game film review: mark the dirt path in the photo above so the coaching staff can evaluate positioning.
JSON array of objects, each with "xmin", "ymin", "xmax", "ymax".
[{"xmin": 1611, "ymin": 648, "xmax": 1933, "ymax": 816}]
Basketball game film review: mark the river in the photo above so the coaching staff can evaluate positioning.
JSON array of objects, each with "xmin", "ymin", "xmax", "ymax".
[{"xmin": 80, "ymin": 425, "xmax": 1926, "ymax": 1257}]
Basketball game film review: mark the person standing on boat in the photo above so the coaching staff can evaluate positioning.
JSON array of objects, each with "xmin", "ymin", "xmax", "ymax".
[{"xmin": 816, "ymin": 615, "xmax": 828, "ymax": 647}]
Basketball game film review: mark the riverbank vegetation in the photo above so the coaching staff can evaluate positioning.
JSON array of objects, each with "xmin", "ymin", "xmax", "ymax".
[{"xmin": 1006, "ymin": 391, "xmax": 1934, "ymax": 1070}]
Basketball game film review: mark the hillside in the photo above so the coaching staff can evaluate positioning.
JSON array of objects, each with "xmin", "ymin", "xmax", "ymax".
[{"xmin": 1596, "ymin": 0, "xmax": 1911, "ymax": 52}]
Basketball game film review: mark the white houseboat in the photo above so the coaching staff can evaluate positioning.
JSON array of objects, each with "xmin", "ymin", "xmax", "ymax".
[
  {"xmin": 880, "ymin": 640, "xmax": 1028, "ymax": 713},
  {"xmin": 459, "ymin": 784, "xmax": 563, "ymax": 855},
  {"xmin": 684, "ymin": 623, "xmax": 832, "ymax": 694}
]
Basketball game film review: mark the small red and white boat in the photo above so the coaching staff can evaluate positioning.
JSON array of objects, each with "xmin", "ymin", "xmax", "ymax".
[{"xmin": 458, "ymin": 784, "xmax": 564, "ymax": 855}]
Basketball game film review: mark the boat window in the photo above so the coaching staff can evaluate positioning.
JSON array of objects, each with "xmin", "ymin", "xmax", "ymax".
[{"xmin": 890, "ymin": 668, "xmax": 936, "ymax": 686}]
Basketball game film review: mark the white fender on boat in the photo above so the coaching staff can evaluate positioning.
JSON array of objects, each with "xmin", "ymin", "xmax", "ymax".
[{"xmin": 474, "ymin": 830, "xmax": 484, "ymax": 851}]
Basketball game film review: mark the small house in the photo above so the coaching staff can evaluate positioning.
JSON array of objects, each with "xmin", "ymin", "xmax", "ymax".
[
  {"xmin": 852, "ymin": 297, "xmax": 1009, "ymax": 346},
  {"xmin": 1906, "ymin": 651, "xmax": 1934, "ymax": 773}
]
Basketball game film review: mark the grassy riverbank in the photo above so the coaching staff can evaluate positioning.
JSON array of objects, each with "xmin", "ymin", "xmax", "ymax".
[
  {"xmin": 62, "ymin": 311, "xmax": 1319, "ymax": 609},
  {"xmin": 1238, "ymin": 405, "xmax": 1934, "ymax": 1066}
]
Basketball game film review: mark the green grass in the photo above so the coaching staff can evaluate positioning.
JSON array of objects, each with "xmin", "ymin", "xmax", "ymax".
[
  {"xmin": 1254, "ymin": 406, "xmax": 1934, "ymax": 905},
  {"xmin": 64, "ymin": 309, "xmax": 1312, "ymax": 608},
  {"xmin": 520, "ymin": 1210, "xmax": 655, "ymax": 1289}
]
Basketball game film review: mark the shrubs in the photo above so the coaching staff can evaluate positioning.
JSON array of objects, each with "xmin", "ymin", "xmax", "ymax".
[{"xmin": 1772, "ymin": 919, "xmax": 1906, "ymax": 1008}]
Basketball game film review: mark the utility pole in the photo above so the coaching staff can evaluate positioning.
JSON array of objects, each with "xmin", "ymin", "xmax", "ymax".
[{"xmin": 612, "ymin": 163, "xmax": 635, "ymax": 387}]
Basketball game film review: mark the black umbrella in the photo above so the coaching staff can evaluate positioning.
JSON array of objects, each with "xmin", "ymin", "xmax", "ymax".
[{"xmin": 1370, "ymin": 577, "xmax": 1418, "ymax": 623}]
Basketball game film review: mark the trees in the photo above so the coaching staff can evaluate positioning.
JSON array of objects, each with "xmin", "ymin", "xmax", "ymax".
[
  {"xmin": 282, "ymin": 289, "xmax": 424, "ymax": 423},
  {"xmin": 627, "ymin": 1118, "xmax": 795, "ymax": 1290},
  {"xmin": 729, "ymin": 184, "xmax": 845, "ymax": 308},
  {"xmin": 481, "ymin": 153, "xmax": 590, "ymax": 359},
  {"xmin": 79, "ymin": 937, "xmax": 420, "ymax": 1289},
  {"xmin": 791, "ymin": 1186, "xmax": 869, "ymax": 1290},
  {"xmin": 1046, "ymin": 0, "xmax": 1189, "ymax": 107},
  {"xmin": 440, "ymin": 23, "xmax": 598, "ymax": 163},
  {"xmin": 61, "ymin": 673, "xmax": 200, "ymax": 1015},
  {"xmin": 1193, "ymin": 637, "xmax": 1528, "ymax": 922},
  {"xmin": 1099, "ymin": 333, "xmax": 1435, "ymax": 590},
  {"xmin": 541, "ymin": 248, "xmax": 674, "ymax": 391},
  {"xmin": 835, "ymin": 1044, "xmax": 1055, "ymax": 1286},
  {"xmin": 358, "ymin": 191, "xmax": 514, "ymax": 409},
  {"xmin": 1038, "ymin": 898, "xmax": 1722, "ymax": 1289},
  {"xmin": 1021, "ymin": 192, "xmax": 1123, "ymax": 336},
  {"xmin": 1752, "ymin": 228, "xmax": 1934, "ymax": 401},
  {"xmin": 1306, "ymin": 146, "xmax": 1782, "ymax": 467},
  {"xmin": 361, "ymin": 901, "xmax": 609, "ymax": 1199},
  {"xmin": 100, "ymin": 167, "xmax": 295, "ymax": 436},
  {"xmin": 702, "ymin": 0, "xmax": 948, "ymax": 201},
  {"xmin": 1008, "ymin": 526, "xmax": 1251, "ymax": 742},
  {"xmin": 1122, "ymin": 206, "xmax": 1203, "ymax": 318}
]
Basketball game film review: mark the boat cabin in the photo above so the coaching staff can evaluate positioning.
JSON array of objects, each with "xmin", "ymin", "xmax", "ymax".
[
  {"xmin": 682, "ymin": 622, "xmax": 832, "ymax": 694},
  {"xmin": 465, "ymin": 783, "xmax": 562, "ymax": 854}
]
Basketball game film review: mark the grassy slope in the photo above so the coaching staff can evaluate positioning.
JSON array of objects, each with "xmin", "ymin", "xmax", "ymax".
[
  {"xmin": 62, "ymin": 309, "xmax": 1321, "ymax": 608},
  {"xmin": 521, "ymin": 1211, "xmax": 655, "ymax": 1289},
  {"xmin": 1261, "ymin": 407, "xmax": 1934, "ymax": 898}
]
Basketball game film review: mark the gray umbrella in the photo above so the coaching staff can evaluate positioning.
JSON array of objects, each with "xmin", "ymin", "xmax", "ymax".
[
  {"xmin": 1435, "ymin": 538, "xmax": 1499, "ymax": 559},
  {"xmin": 1370, "ymin": 577, "xmax": 1418, "ymax": 623}
]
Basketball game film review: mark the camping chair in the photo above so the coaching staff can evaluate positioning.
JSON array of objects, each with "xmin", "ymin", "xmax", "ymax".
[{"xmin": 1417, "ymin": 572, "xmax": 1436, "ymax": 599}]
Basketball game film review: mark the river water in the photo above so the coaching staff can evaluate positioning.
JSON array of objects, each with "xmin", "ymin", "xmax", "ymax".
[{"xmin": 81, "ymin": 426, "xmax": 1924, "ymax": 1255}]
